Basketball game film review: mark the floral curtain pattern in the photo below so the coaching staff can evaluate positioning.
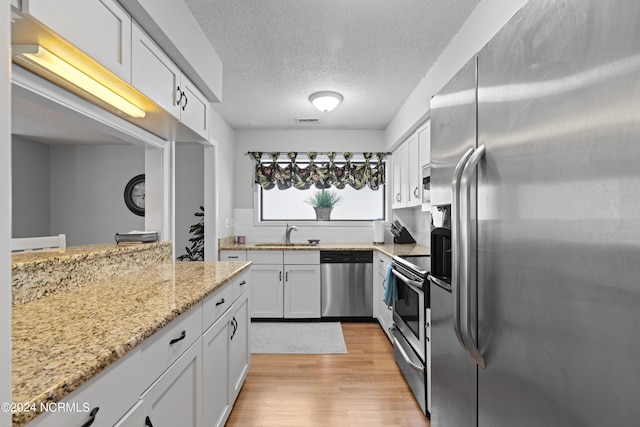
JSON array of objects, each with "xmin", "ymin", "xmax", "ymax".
[{"xmin": 251, "ymin": 151, "xmax": 386, "ymax": 190}]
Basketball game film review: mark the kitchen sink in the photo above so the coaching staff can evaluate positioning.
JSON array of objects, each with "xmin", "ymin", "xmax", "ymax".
[{"xmin": 253, "ymin": 242, "xmax": 318, "ymax": 247}]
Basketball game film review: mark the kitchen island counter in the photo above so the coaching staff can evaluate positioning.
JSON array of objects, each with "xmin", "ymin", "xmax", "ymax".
[{"xmin": 12, "ymin": 260, "xmax": 251, "ymax": 427}]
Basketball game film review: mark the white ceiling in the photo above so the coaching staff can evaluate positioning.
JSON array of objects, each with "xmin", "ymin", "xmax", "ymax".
[{"xmin": 184, "ymin": 0, "xmax": 481, "ymax": 130}]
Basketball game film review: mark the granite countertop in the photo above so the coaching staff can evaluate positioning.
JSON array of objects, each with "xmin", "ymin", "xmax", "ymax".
[
  {"xmin": 219, "ymin": 241, "xmax": 430, "ymax": 258},
  {"xmin": 11, "ymin": 242, "xmax": 171, "ymax": 269},
  {"xmin": 12, "ymin": 260, "xmax": 251, "ymax": 427}
]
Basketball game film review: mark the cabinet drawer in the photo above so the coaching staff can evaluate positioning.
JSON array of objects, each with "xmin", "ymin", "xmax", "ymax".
[
  {"xmin": 139, "ymin": 303, "xmax": 202, "ymax": 390},
  {"xmin": 284, "ymin": 250, "xmax": 319, "ymax": 265},
  {"xmin": 202, "ymin": 284, "xmax": 233, "ymax": 331},
  {"xmin": 28, "ymin": 347, "xmax": 142, "ymax": 427},
  {"xmin": 247, "ymin": 250, "xmax": 283, "ymax": 264},
  {"xmin": 376, "ymin": 253, "xmax": 391, "ymax": 274},
  {"xmin": 231, "ymin": 270, "xmax": 251, "ymax": 300},
  {"xmin": 220, "ymin": 250, "xmax": 247, "ymax": 261}
]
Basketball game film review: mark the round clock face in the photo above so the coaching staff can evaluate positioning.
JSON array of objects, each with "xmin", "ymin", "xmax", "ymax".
[{"xmin": 124, "ymin": 174, "xmax": 145, "ymax": 216}]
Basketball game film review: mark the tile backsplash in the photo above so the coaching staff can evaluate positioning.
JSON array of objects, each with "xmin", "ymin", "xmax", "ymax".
[{"xmin": 233, "ymin": 208, "xmax": 430, "ymax": 246}]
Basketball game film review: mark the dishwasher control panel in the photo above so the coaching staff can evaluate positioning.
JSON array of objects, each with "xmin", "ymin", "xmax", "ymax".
[{"xmin": 320, "ymin": 251, "xmax": 373, "ymax": 263}]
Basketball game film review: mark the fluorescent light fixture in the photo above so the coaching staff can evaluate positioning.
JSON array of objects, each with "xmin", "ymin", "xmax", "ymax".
[
  {"xmin": 12, "ymin": 44, "xmax": 146, "ymax": 118},
  {"xmin": 309, "ymin": 91, "xmax": 343, "ymax": 112}
]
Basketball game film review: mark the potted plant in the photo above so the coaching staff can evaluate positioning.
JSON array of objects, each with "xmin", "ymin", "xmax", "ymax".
[
  {"xmin": 177, "ymin": 206, "xmax": 204, "ymax": 261},
  {"xmin": 305, "ymin": 189, "xmax": 341, "ymax": 221}
]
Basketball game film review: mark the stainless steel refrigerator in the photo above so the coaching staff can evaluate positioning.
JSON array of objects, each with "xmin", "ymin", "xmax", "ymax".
[{"xmin": 429, "ymin": 1, "xmax": 640, "ymax": 426}]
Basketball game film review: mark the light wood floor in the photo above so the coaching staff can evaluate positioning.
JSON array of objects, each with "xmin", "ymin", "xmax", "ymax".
[{"xmin": 226, "ymin": 322, "xmax": 430, "ymax": 427}]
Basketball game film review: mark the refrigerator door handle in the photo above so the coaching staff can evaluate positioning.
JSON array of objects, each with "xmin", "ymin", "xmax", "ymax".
[
  {"xmin": 452, "ymin": 147, "xmax": 475, "ymax": 351},
  {"xmin": 460, "ymin": 144, "xmax": 486, "ymax": 369}
]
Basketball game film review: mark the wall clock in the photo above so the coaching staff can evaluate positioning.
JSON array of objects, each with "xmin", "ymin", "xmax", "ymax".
[{"xmin": 124, "ymin": 174, "xmax": 145, "ymax": 216}]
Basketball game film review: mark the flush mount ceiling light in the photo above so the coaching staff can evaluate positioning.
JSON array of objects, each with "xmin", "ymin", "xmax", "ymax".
[
  {"xmin": 12, "ymin": 44, "xmax": 146, "ymax": 118},
  {"xmin": 309, "ymin": 91, "xmax": 343, "ymax": 112}
]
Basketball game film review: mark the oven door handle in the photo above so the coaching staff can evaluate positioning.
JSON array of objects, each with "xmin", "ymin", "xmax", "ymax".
[
  {"xmin": 391, "ymin": 334, "xmax": 425, "ymax": 374},
  {"xmin": 391, "ymin": 269, "xmax": 423, "ymax": 291}
]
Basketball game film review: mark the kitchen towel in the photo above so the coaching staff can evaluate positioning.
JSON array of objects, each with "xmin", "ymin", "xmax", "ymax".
[{"xmin": 383, "ymin": 264, "xmax": 398, "ymax": 307}]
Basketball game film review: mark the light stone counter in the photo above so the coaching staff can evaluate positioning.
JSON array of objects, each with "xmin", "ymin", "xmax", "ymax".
[
  {"xmin": 12, "ymin": 260, "xmax": 251, "ymax": 427},
  {"xmin": 219, "ymin": 241, "xmax": 430, "ymax": 258},
  {"xmin": 11, "ymin": 242, "xmax": 173, "ymax": 305}
]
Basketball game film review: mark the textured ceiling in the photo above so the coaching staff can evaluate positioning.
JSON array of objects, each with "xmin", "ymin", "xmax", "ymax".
[
  {"xmin": 184, "ymin": 0, "xmax": 481, "ymax": 130},
  {"xmin": 11, "ymin": 0, "xmax": 482, "ymax": 144}
]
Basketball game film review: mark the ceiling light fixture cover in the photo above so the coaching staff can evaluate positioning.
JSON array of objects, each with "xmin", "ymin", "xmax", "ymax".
[
  {"xmin": 12, "ymin": 44, "xmax": 146, "ymax": 118},
  {"xmin": 309, "ymin": 91, "xmax": 343, "ymax": 112}
]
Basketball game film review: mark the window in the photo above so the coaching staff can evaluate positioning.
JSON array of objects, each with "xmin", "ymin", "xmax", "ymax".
[
  {"xmin": 252, "ymin": 153, "xmax": 387, "ymax": 222},
  {"xmin": 260, "ymin": 185, "xmax": 385, "ymax": 221}
]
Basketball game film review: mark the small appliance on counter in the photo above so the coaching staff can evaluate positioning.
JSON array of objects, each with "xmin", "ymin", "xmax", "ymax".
[
  {"xmin": 115, "ymin": 230, "xmax": 159, "ymax": 244},
  {"xmin": 373, "ymin": 220, "xmax": 385, "ymax": 244},
  {"xmin": 390, "ymin": 220, "xmax": 415, "ymax": 244}
]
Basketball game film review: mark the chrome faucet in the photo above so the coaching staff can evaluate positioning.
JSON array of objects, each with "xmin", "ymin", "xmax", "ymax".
[{"xmin": 285, "ymin": 223, "xmax": 298, "ymax": 244}]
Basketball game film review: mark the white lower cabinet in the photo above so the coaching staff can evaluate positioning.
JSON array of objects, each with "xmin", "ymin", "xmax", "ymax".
[
  {"xmin": 250, "ymin": 264, "xmax": 283, "ymax": 317},
  {"xmin": 141, "ymin": 339, "xmax": 203, "ymax": 427},
  {"xmin": 284, "ymin": 265, "xmax": 321, "ymax": 318},
  {"xmin": 374, "ymin": 252, "xmax": 393, "ymax": 341},
  {"xmin": 202, "ymin": 309, "xmax": 232, "ymax": 427},
  {"xmin": 201, "ymin": 287, "xmax": 251, "ymax": 427},
  {"xmin": 247, "ymin": 250, "xmax": 320, "ymax": 319},
  {"xmin": 29, "ymin": 269, "xmax": 252, "ymax": 427},
  {"xmin": 228, "ymin": 291, "xmax": 251, "ymax": 400}
]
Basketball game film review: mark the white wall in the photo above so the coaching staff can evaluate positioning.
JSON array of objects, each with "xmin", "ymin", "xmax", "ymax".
[
  {"xmin": 1, "ymin": 1, "xmax": 11, "ymax": 424},
  {"xmin": 210, "ymin": 110, "xmax": 236, "ymax": 239},
  {"xmin": 50, "ymin": 145, "xmax": 145, "ymax": 246},
  {"xmin": 385, "ymin": 0, "xmax": 528, "ymax": 149},
  {"xmin": 175, "ymin": 143, "xmax": 204, "ymax": 258},
  {"xmin": 11, "ymin": 136, "xmax": 51, "ymax": 238}
]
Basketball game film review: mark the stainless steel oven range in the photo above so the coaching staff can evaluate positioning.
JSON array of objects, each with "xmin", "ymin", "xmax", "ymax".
[{"xmin": 390, "ymin": 255, "xmax": 430, "ymax": 416}]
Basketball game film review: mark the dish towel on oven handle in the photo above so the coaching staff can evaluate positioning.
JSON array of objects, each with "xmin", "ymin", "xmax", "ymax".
[{"xmin": 383, "ymin": 264, "xmax": 398, "ymax": 307}]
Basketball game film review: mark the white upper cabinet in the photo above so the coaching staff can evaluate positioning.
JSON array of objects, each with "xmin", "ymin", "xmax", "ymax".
[
  {"xmin": 23, "ymin": 0, "xmax": 132, "ymax": 82},
  {"xmin": 418, "ymin": 120, "xmax": 431, "ymax": 168},
  {"xmin": 392, "ymin": 142, "xmax": 408, "ymax": 209},
  {"xmin": 392, "ymin": 120, "xmax": 431, "ymax": 210},
  {"xmin": 131, "ymin": 21, "xmax": 181, "ymax": 118},
  {"xmin": 132, "ymin": 22, "xmax": 210, "ymax": 140},
  {"xmin": 408, "ymin": 133, "xmax": 421, "ymax": 207},
  {"xmin": 180, "ymin": 77, "xmax": 210, "ymax": 139}
]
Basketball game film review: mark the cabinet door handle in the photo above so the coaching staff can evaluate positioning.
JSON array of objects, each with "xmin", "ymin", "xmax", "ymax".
[
  {"xmin": 169, "ymin": 330, "xmax": 186, "ymax": 345},
  {"xmin": 414, "ymin": 187, "xmax": 419, "ymax": 198},
  {"xmin": 228, "ymin": 255, "xmax": 239, "ymax": 259},
  {"xmin": 145, "ymin": 416, "xmax": 154, "ymax": 427},
  {"xmin": 279, "ymin": 271, "xmax": 282, "ymax": 281},
  {"xmin": 285, "ymin": 271, "xmax": 288, "ymax": 282},
  {"xmin": 215, "ymin": 298, "xmax": 225, "ymax": 306},
  {"xmin": 80, "ymin": 407, "xmax": 99, "ymax": 427},
  {"xmin": 239, "ymin": 280, "xmax": 246, "ymax": 287},
  {"xmin": 176, "ymin": 86, "xmax": 183, "ymax": 106},
  {"xmin": 230, "ymin": 317, "xmax": 238, "ymax": 340},
  {"xmin": 396, "ymin": 193, "xmax": 401, "ymax": 202},
  {"xmin": 182, "ymin": 93, "xmax": 188, "ymax": 110}
]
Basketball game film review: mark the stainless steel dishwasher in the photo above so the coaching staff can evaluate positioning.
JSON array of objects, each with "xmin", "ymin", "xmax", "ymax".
[{"xmin": 320, "ymin": 251, "xmax": 373, "ymax": 317}]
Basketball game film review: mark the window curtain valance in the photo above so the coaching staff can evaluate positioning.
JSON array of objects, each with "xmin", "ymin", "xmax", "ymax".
[{"xmin": 251, "ymin": 152, "xmax": 386, "ymax": 191}]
